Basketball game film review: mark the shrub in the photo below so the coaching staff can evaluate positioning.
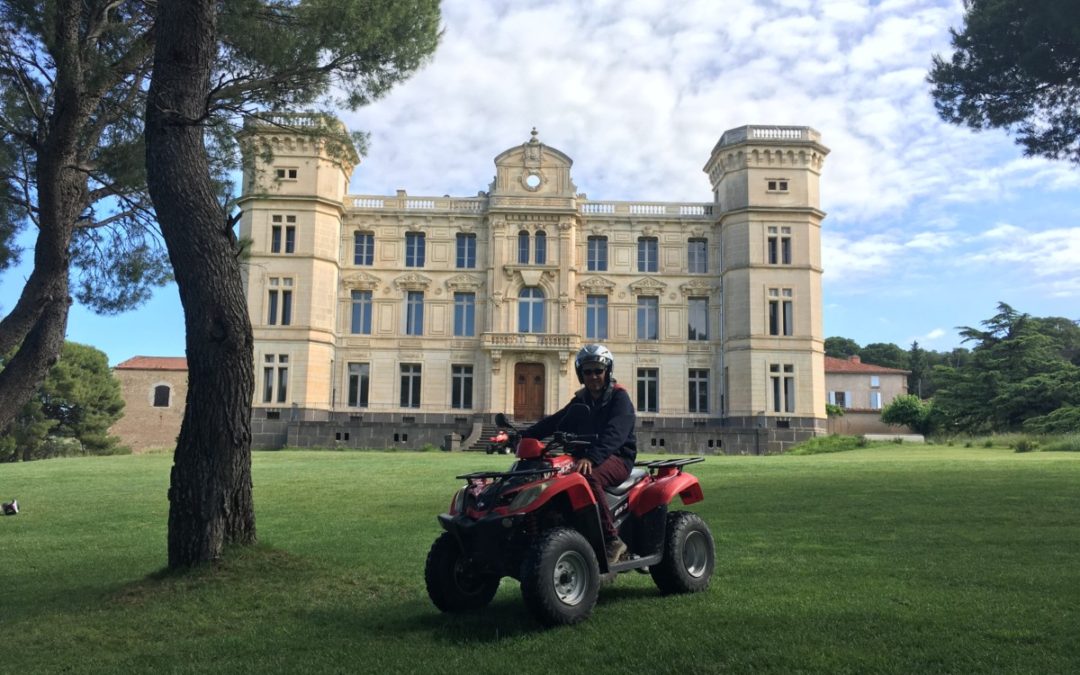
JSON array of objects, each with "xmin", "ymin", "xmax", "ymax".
[
  {"xmin": 1012, "ymin": 439, "xmax": 1040, "ymax": 453},
  {"xmin": 1042, "ymin": 434, "xmax": 1080, "ymax": 452},
  {"xmin": 1023, "ymin": 406, "xmax": 1080, "ymax": 435},
  {"xmin": 984, "ymin": 439, "xmax": 994, "ymax": 448}
]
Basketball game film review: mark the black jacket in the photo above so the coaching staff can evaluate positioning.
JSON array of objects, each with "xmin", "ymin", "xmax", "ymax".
[{"xmin": 522, "ymin": 381, "xmax": 637, "ymax": 469}]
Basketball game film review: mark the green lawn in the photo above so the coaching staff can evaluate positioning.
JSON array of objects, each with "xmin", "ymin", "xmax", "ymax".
[{"xmin": 2, "ymin": 446, "xmax": 1078, "ymax": 674}]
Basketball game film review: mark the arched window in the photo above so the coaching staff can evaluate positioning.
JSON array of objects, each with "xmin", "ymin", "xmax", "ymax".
[
  {"xmin": 153, "ymin": 385, "xmax": 171, "ymax": 408},
  {"xmin": 518, "ymin": 287, "xmax": 545, "ymax": 333},
  {"xmin": 535, "ymin": 231, "xmax": 547, "ymax": 264},
  {"xmin": 517, "ymin": 231, "xmax": 530, "ymax": 264}
]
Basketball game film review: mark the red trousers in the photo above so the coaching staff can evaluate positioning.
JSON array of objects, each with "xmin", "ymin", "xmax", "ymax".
[{"xmin": 583, "ymin": 454, "xmax": 631, "ymax": 541}]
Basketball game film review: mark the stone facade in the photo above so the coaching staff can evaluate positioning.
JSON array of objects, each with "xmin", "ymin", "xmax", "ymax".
[
  {"xmin": 110, "ymin": 357, "xmax": 188, "ymax": 452},
  {"xmin": 238, "ymin": 116, "xmax": 830, "ymax": 454}
]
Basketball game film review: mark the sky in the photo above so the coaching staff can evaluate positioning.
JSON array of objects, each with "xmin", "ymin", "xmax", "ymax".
[{"xmin": 2, "ymin": 0, "xmax": 1079, "ymax": 366}]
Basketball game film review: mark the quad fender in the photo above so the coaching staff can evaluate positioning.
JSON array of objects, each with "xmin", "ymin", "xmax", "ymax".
[
  {"xmin": 630, "ymin": 473, "xmax": 703, "ymax": 517},
  {"xmin": 538, "ymin": 472, "xmax": 596, "ymax": 512}
]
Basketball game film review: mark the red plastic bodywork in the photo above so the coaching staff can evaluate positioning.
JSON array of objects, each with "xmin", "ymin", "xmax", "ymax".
[
  {"xmin": 516, "ymin": 437, "xmax": 544, "ymax": 459},
  {"xmin": 630, "ymin": 470, "xmax": 703, "ymax": 517}
]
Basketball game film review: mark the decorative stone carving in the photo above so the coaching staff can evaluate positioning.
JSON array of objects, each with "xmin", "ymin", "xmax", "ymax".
[
  {"xmin": 578, "ymin": 276, "xmax": 616, "ymax": 295},
  {"xmin": 680, "ymin": 279, "xmax": 718, "ymax": 297},
  {"xmin": 446, "ymin": 274, "xmax": 483, "ymax": 293},
  {"xmin": 393, "ymin": 272, "xmax": 432, "ymax": 292},
  {"xmin": 629, "ymin": 276, "xmax": 668, "ymax": 296},
  {"xmin": 341, "ymin": 271, "xmax": 381, "ymax": 291}
]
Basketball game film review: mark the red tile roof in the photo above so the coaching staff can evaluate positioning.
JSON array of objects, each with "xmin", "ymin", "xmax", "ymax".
[
  {"xmin": 115, "ymin": 356, "xmax": 188, "ymax": 371},
  {"xmin": 824, "ymin": 355, "xmax": 909, "ymax": 375}
]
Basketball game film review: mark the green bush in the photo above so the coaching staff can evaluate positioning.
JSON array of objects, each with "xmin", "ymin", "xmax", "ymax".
[
  {"xmin": 1023, "ymin": 406, "xmax": 1080, "ymax": 435},
  {"xmin": 1012, "ymin": 439, "xmax": 1040, "ymax": 453}
]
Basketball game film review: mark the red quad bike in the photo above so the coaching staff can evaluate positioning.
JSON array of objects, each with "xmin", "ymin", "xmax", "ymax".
[
  {"xmin": 425, "ymin": 406, "xmax": 715, "ymax": 626},
  {"xmin": 485, "ymin": 428, "xmax": 518, "ymax": 455}
]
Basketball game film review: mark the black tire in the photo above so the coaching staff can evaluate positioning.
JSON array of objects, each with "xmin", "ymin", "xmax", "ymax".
[
  {"xmin": 520, "ymin": 527, "xmax": 600, "ymax": 626},
  {"xmin": 650, "ymin": 511, "xmax": 715, "ymax": 594},
  {"xmin": 425, "ymin": 532, "xmax": 500, "ymax": 612}
]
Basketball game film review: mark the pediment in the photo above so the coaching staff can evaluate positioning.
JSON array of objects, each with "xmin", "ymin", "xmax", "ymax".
[
  {"xmin": 578, "ymin": 276, "xmax": 616, "ymax": 294},
  {"xmin": 445, "ymin": 274, "xmax": 484, "ymax": 293},
  {"xmin": 629, "ymin": 277, "xmax": 668, "ymax": 295},
  {"xmin": 680, "ymin": 279, "xmax": 718, "ymax": 297},
  {"xmin": 342, "ymin": 271, "xmax": 381, "ymax": 291},
  {"xmin": 393, "ymin": 272, "xmax": 432, "ymax": 292}
]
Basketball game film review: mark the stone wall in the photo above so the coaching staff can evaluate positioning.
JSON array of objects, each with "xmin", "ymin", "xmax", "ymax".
[{"xmin": 111, "ymin": 368, "xmax": 187, "ymax": 452}]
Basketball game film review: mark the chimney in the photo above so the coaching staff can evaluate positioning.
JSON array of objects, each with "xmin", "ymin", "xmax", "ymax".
[{"xmin": 848, "ymin": 355, "xmax": 861, "ymax": 364}]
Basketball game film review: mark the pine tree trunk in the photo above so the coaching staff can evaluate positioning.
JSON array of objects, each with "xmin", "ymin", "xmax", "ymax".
[
  {"xmin": 0, "ymin": 0, "xmax": 87, "ymax": 434},
  {"xmin": 145, "ymin": 0, "xmax": 256, "ymax": 567}
]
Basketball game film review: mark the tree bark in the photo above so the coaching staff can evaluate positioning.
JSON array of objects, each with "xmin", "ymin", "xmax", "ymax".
[
  {"xmin": 0, "ymin": 0, "xmax": 91, "ymax": 433},
  {"xmin": 145, "ymin": 0, "xmax": 256, "ymax": 567}
]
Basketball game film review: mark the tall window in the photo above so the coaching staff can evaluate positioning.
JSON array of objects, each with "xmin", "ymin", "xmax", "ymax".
[
  {"xmin": 400, "ymin": 364, "xmax": 421, "ymax": 408},
  {"xmin": 354, "ymin": 232, "xmax": 374, "ymax": 265},
  {"xmin": 152, "ymin": 385, "xmax": 170, "ymax": 408},
  {"xmin": 535, "ymin": 231, "xmax": 547, "ymax": 264},
  {"xmin": 262, "ymin": 354, "xmax": 288, "ymax": 404},
  {"xmin": 586, "ymin": 295, "xmax": 608, "ymax": 340},
  {"xmin": 771, "ymin": 364, "xmax": 795, "ymax": 413},
  {"xmin": 638, "ymin": 237, "xmax": 658, "ymax": 272},
  {"xmin": 637, "ymin": 368, "xmax": 659, "ymax": 413},
  {"xmin": 768, "ymin": 288, "xmax": 794, "ymax": 336},
  {"xmin": 587, "ymin": 236, "xmax": 608, "ymax": 271},
  {"xmin": 451, "ymin": 365, "xmax": 473, "ymax": 409},
  {"xmin": 456, "ymin": 233, "xmax": 476, "ymax": 269},
  {"xmin": 689, "ymin": 369, "xmax": 709, "ymax": 413},
  {"xmin": 267, "ymin": 278, "xmax": 293, "ymax": 326},
  {"xmin": 637, "ymin": 296, "xmax": 659, "ymax": 340},
  {"xmin": 405, "ymin": 291, "xmax": 424, "ymax": 335},
  {"xmin": 347, "ymin": 363, "xmax": 369, "ymax": 407},
  {"xmin": 454, "ymin": 292, "xmax": 475, "ymax": 337},
  {"xmin": 271, "ymin": 215, "xmax": 296, "ymax": 254},
  {"xmin": 405, "ymin": 232, "xmax": 425, "ymax": 267},
  {"xmin": 689, "ymin": 298, "xmax": 708, "ymax": 341},
  {"xmin": 350, "ymin": 290, "xmax": 372, "ymax": 334},
  {"xmin": 518, "ymin": 287, "xmax": 545, "ymax": 333},
  {"xmin": 767, "ymin": 226, "xmax": 792, "ymax": 265},
  {"xmin": 870, "ymin": 391, "xmax": 883, "ymax": 410},
  {"xmin": 517, "ymin": 231, "xmax": 530, "ymax": 264},
  {"xmin": 688, "ymin": 238, "xmax": 707, "ymax": 274}
]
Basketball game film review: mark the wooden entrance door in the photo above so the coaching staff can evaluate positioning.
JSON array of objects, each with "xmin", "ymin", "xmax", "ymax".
[{"xmin": 514, "ymin": 363, "xmax": 545, "ymax": 421}]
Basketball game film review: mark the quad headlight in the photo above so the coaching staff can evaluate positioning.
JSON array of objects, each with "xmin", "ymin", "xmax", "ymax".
[{"xmin": 507, "ymin": 481, "xmax": 551, "ymax": 511}]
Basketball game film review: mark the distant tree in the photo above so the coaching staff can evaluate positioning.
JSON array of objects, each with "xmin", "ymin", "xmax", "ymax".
[
  {"xmin": 933, "ymin": 302, "xmax": 1080, "ymax": 433},
  {"xmin": 881, "ymin": 394, "xmax": 939, "ymax": 436},
  {"xmin": 1023, "ymin": 405, "xmax": 1080, "ymax": 434},
  {"xmin": 907, "ymin": 341, "xmax": 929, "ymax": 398},
  {"xmin": 859, "ymin": 343, "xmax": 908, "ymax": 370},
  {"xmin": 929, "ymin": 0, "xmax": 1080, "ymax": 164},
  {"xmin": 825, "ymin": 336, "xmax": 861, "ymax": 358},
  {"xmin": 145, "ymin": 0, "xmax": 441, "ymax": 567},
  {"xmin": 0, "ymin": 341, "xmax": 124, "ymax": 460}
]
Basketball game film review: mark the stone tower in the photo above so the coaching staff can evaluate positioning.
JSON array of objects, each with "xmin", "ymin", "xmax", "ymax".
[
  {"xmin": 704, "ymin": 127, "xmax": 829, "ymax": 442},
  {"xmin": 237, "ymin": 115, "xmax": 359, "ymax": 418}
]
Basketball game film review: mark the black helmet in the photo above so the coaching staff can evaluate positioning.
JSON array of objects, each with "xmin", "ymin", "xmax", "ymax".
[{"xmin": 574, "ymin": 343, "xmax": 614, "ymax": 384}]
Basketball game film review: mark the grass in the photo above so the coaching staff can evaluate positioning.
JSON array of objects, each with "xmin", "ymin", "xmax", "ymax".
[{"xmin": 2, "ymin": 447, "xmax": 1079, "ymax": 674}]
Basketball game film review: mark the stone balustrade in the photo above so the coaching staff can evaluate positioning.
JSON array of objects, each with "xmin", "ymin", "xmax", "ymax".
[{"xmin": 346, "ymin": 194, "xmax": 714, "ymax": 219}]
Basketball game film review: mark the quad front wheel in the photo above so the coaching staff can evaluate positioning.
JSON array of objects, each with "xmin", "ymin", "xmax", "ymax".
[
  {"xmin": 425, "ymin": 532, "xmax": 500, "ymax": 612},
  {"xmin": 650, "ymin": 511, "xmax": 715, "ymax": 594},
  {"xmin": 520, "ymin": 527, "xmax": 600, "ymax": 626}
]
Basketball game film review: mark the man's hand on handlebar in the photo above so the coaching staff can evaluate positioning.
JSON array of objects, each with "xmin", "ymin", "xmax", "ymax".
[{"xmin": 573, "ymin": 457, "xmax": 594, "ymax": 476}]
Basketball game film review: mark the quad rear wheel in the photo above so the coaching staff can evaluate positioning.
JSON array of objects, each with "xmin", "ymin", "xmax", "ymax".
[
  {"xmin": 425, "ymin": 532, "xmax": 500, "ymax": 612},
  {"xmin": 650, "ymin": 511, "xmax": 715, "ymax": 594},
  {"xmin": 520, "ymin": 527, "xmax": 600, "ymax": 626}
]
